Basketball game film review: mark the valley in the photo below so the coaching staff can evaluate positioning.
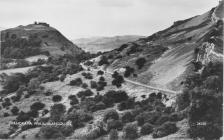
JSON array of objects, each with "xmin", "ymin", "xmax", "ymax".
[{"xmin": 0, "ymin": 1, "xmax": 223, "ymax": 140}]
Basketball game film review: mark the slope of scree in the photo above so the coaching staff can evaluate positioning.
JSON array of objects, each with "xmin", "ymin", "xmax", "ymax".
[{"xmin": 99, "ymin": 4, "xmax": 223, "ymax": 91}]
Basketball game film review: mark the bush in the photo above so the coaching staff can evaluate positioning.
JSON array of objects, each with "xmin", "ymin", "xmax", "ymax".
[
  {"xmin": 152, "ymin": 122, "xmax": 178, "ymax": 138},
  {"xmin": 98, "ymin": 56, "xmax": 109, "ymax": 66},
  {"xmin": 3, "ymin": 112, "xmax": 10, "ymax": 117},
  {"xmin": 82, "ymin": 72, "xmax": 93, "ymax": 79},
  {"xmin": 96, "ymin": 80, "xmax": 107, "ymax": 91},
  {"xmin": 11, "ymin": 106, "xmax": 19, "ymax": 115},
  {"xmin": 135, "ymin": 111, "xmax": 160, "ymax": 126},
  {"xmin": 69, "ymin": 78, "xmax": 82, "ymax": 86},
  {"xmin": 104, "ymin": 90, "xmax": 128, "ymax": 103},
  {"xmin": 90, "ymin": 81, "xmax": 98, "ymax": 89},
  {"xmin": 77, "ymin": 89, "xmax": 94, "ymax": 98},
  {"xmin": 99, "ymin": 76, "xmax": 105, "ymax": 81},
  {"xmin": 68, "ymin": 95, "xmax": 79, "ymax": 105},
  {"xmin": 39, "ymin": 126, "xmax": 64, "ymax": 139},
  {"xmin": 112, "ymin": 74, "xmax": 124, "ymax": 88},
  {"xmin": 66, "ymin": 109, "xmax": 93, "ymax": 129},
  {"xmin": 124, "ymin": 66, "xmax": 135, "ymax": 77},
  {"xmin": 117, "ymin": 98, "xmax": 135, "ymax": 111},
  {"xmin": 3, "ymin": 73, "xmax": 28, "ymax": 94},
  {"xmin": 141, "ymin": 123, "xmax": 153, "ymax": 135},
  {"xmin": 2, "ymin": 101, "xmax": 12, "ymax": 108},
  {"xmin": 52, "ymin": 95, "xmax": 62, "ymax": 102},
  {"xmin": 123, "ymin": 123, "xmax": 139, "ymax": 139},
  {"xmin": 121, "ymin": 112, "xmax": 135, "ymax": 123},
  {"xmin": 135, "ymin": 57, "xmax": 146, "ymax": 69},
  {"xmin": 16, "ymin": 111, "xmax": 30, "ymax": 122},
  {"xmin": 107, "ymin": 119, "xmax": 123, "ymax": 132},
  {"xmin": 155, "ymin": 115, "xmax": 170, "ymax": 125},
  {"xmin": 97, "ymin": 70, "xmax": 104, "ymax": 75},
  {"xmin": 50, "ymin": 104, "xmax": 66, "ymax": 121},
  {"xmin": 103, "ymin": 110, "xmax": 119, "ymax": 122},
  {"xmin": 30, "ymin": 102, "xmax": 45, "ymax": 111},
  {"xmin": 44, "ymin": 91, "xmax": 53, "ymax": 96},
  {"xmin": 82, "ymin": 83, "xmax": 88, "ymax": 89},
  {"xmin": 109, "ymin": 129, "xmax": 119, "ymax": 140}
]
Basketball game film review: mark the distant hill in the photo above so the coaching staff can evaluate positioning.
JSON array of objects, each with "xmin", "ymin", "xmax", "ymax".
[
  {"xmin": 1, "ymin": 22, "xmax": 83, "ymax": 59},
  {"xmin": 73, "ymin": 35, "xmax": 144, "ymax": 53}
]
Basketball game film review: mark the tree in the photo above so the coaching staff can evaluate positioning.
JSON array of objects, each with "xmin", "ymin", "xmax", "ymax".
[
  {"xmin": 135, "ymin": 57, "xmax": 146, "ymax": 69},
  {"xmin": 30, "ymin": 102, "xmax": 45, "ymax": 111},
  {"xmin": 11, "ymin": 106, "xmax": 19, "ymax": 115},
  {"xmin": 103, "ymin": 110, "xmax": 119, "ymax": 122},
  {"xmin": 109, "ymin": 129, "xmax": 118, "ymax": 140},
  {"xmin": 50, "ymin": 104, "xmax": 66, "ymax": 121},
  {"xmin": 52, "ymin": 95, "xmax": 62, "ymax": 102},
  {"xmin": 140, "ymin": 123, "xmax": 153, "ymax": 135},
  {"xmin": 123, "ymin": 123, "xmax": 139, "ymax": 139},
  {"xmin": 98, "ymin": 56, "xmax": 109, "ymax": 66}
]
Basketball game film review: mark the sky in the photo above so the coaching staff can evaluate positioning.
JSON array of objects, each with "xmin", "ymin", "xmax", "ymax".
[{"xmin": 0, "ymin": 0, "xmax": 219, "ymax": 39}]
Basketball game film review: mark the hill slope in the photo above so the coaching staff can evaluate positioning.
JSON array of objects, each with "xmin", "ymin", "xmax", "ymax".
[
  {"xmin": 97, "ymin": 3, "xmax": 223, "ymax": 91},
  {"xmin": 1, "ymin": 23, "xmax": 83, "ymax": 58},
  {"xmin": 73, "ymin": 35, "xmax": 143, "ymax": 53}
]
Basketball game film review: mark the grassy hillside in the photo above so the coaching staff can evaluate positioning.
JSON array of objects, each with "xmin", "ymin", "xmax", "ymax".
[{"xmin": 1, "ymin": 23, "xmax": 83, "ymax": 58}]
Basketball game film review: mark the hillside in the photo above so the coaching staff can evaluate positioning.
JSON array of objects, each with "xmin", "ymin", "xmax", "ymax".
[
  {"xmin": 0, "ymin": 2, "xmax": 222, "ymax": 140},
  {"xmin": 96, "ymin": 3, "xmax": 223, "ymax": 91},
  {"xmin": 73, "ymin": 35, "xmax": 143, "ymax": 53},
  {"xmin": 1, "ymin": 22, "xmax": 83, "ymax": 58}
]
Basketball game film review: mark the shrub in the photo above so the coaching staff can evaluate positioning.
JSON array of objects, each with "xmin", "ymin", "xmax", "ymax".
[
  {"xmin": 98, "ymin": 56, "xmax": 109, "ymax": 66},
  {"xmin": 50, "ymin": 104, "xmax": 66, "ymax": 121},
  {"xmin": 82, "ymin": 72, "xmax": 93, "ymax": 79},
  {"xmin": 69, "ymin": 78, "xmax": 82, "ymax": 86},
  {"xmin": 66, "ymin": 109, "xmax": 93, "ymax": 129},
  {"xmin": 123, "ymin": 123, "xmax": 139, "ymax": 139},
  {"xmin": 99, "ymin": 76, "xmax": 105, "ymax": 81},
  {"xmin": 141, "ymin": 123, "xmax": 153, "ymax": 135},
  {"xmin": 68, "ymin": 95, "xmax": 79, "ymax": 105},
  {"xmin": 3, "ymin": 73, "xmax": 28, "ymax": 94},
  {"xmin": 96, "ymin": 80, "xmax": 107, "ymax": 91},
  {"xmin": 77, "ymin": 89, "xmax": 94, "ymax": 98},
  {"xmin": 112, "ymin": 74, "xmax": 124, "ymax": 88},
  {"xmin": 97, "ymin": 70, "xmax": 104, "ymax": 75},
  {"xmin": 121, "ymin": 112, "xmax": 135, "ymax": 123},
  {"xmin": 82, "ymin": 83, "xmax": 88, "ymax": 89},
  {"xmin": 92, "ymin": 102, "xmax": 106, "ymax": 111},
  {"xmin": 107, "ymin": 119, "xmax": 123, "ymax": 132},
  {"xmin": 135, "ymin": 111, "xmax": 160, "ymax": 126},
  {"xmin": 135, "ymin": 57, "xmax": 146, "ymax": 69},
  {"xmin": 152, "ymin": 122, "xmax": 178, "ymax": 138},
  {"xmin": 44, "ymin": 91, "xmax": 53, "ymax": 96},
  {"xmin": 59, "ymin": 74, "xmax": 66, "ymax": 82},
  {"xmin": 52, "ymin": 95, "xmax": 62, "ymax": 102},
  {"xmin": 2, "ymin": 101, "xmax": 12, "ymax": 108},
  {"xmin": 124, "ymin": 66, "xmax": 135, "ymax": 77},
  {"xmin": 90, "ymin": 81, "xmax": 98, "ymax": 89},
  {"xmin": 103, "ymin": 110, "xmax": 119, "ymax": 122},
  {"xmin": 39, "ymin": 126, "xmax": 64, "ymax": 139},
  {"xmin": 104, "ymin": 90, "xmax": 128, "ymax": 103},
  {"xmin": 30, "ymin": 102, "xmax": 45, "ymax": 111},
  {"xmin": 11, "ymin": 106, "xmax": 19, "ymax": 115},
  {"xmin": 3, "ymin": 112, "xmax": 10, "ymax": 117},
  {"xmin": 109, "ymin": 129, "xmax": 119, "ymax": 140},
  {"xmin": 16, "ymin": 111, "xmax": 30, "ymax": 122},
  {"xmin": 155, "ymin": 115, "xmax": 170, "ymax": 125},
  {"xmin": 117, "ymin": 98, "xmax": 135, "ymax": 111}
]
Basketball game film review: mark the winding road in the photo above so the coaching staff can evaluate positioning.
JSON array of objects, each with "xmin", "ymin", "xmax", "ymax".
[{"xmin": 80, "ymin": 63, "xmax": 180, "ymax": 96}]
